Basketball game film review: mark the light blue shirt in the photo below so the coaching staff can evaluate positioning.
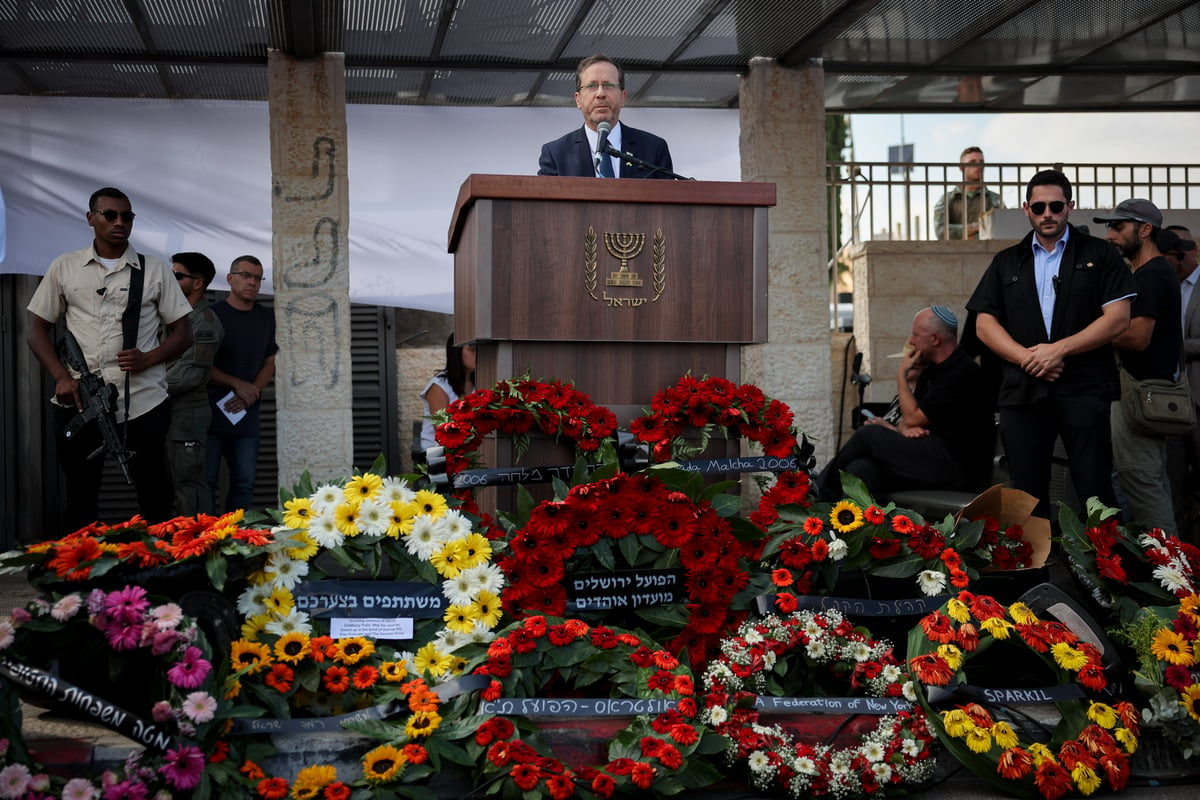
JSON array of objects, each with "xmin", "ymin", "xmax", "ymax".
[{"xmin": 1031, "ymin": 225, "xmax": 1070, "ymax": 338}]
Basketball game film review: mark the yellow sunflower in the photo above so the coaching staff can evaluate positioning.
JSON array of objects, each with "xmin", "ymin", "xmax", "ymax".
[
  {"xmin": 362, "ymin": 744, "xmax": 407, "ymax": 784},
  {"xmin": 274, "ymin": 631, "xmax": 312, "ymax": 664},
  {"xmin": 380, "ymin": 660, "xmax": 409, "ymax": 683},
  {"xmin": 1180, "ymin": 684, "xmax": 1200, "ymax": 723},
  {"xmin": 344, "ymin": 472, "xmax": 383, "ymax": 503},
  {"xmin": 291, "ymin": 764, "xmax": 337, "ymax": 800},
  {"xmin": 1151, "ymin": 628, "xmax": 1196, "ymax": 667},
  {"xmin": 404, "ymin": 709, "xmax": 443, "ymax": 739},
  {"xmin": 829, "ymin": 500, "xmax": 864, "ymax": 533},
  {"xmin": 413, "ymin": 489, "xmax": 448, "ymax": 518},
  {"xmin": 334, "ymin": 637, "xmax": 376, "ymax": 665},
  {"xmin": 282, "ymin": 497, "xmax": 315, "ymax": 530},
  {"xmin": 231, "ymin": 640, "xmax": 272, "ymax": 674}
]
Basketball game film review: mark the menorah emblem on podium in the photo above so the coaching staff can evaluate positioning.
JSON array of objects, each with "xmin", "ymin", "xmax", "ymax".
[{"xmin": 604, "ymin": 232, "xmax": 645, "ymax": 287}]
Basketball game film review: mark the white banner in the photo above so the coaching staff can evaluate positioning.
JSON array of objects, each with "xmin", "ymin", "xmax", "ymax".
[{"xmin": 0, "ymin": 96, "xmax": 740, "ymax": 313}]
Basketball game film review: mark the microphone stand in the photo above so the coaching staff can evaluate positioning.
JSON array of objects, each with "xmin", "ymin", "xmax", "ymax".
[{"xmin": 601, "ymin": 144, "xmax": 693, "ymax": 180}]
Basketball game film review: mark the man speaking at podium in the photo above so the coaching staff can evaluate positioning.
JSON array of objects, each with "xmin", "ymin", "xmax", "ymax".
[{"xmin": 538, "ymin": 54, "xmax": 674, "ymax": 179}]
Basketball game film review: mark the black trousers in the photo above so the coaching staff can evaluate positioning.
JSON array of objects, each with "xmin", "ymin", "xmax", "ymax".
[
  {"xmin": 54, "ymin": 399, "xmax": 174, "ymax": 534},
  {"xmin": 998, "ymin": 394, "xmax": 1117, "ymax": 519},
  {"xmin": 816, "ymin": 424, "xmax": 961, "ymax": 502}
]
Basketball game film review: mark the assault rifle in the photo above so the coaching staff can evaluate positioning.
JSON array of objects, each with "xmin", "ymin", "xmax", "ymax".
[{"xmin": 58, "ymin": 330, "xmax": 135, "ymax": 484}]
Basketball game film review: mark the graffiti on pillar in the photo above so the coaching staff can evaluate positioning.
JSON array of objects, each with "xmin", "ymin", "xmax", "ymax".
[
  {"xmin": 283, "ymin": 294, "xmax": 343, "ymax": 390},
  {"xmin": 279, "ymin": 136, "xmax": 337, "ymax": 202},
  {"xmin": 282, "ymin": 217, "xmax": 340, "ymax": 290}
]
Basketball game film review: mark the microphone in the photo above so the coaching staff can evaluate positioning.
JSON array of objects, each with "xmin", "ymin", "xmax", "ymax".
[{"xmin": 596, "ymin": 121, "xmax": 612, "ymax": 158}]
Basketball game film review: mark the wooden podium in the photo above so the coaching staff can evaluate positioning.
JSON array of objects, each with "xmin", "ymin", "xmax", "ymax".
[{"xmin": 447, "ymin": 175, "xmax": 775, "ymax": 427}]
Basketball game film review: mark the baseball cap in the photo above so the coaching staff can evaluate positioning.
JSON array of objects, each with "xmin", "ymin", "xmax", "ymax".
[
  {"xmin": 1093, "ymin": 198, "xmax": 1162, "ymax": 227},
  {"xmin": 1157, "ymin": 228, "xmax": 1197, "ymax": 253}
]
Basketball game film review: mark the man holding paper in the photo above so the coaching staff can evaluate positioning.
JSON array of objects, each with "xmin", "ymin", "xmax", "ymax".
[{"xmin": 206, "ymin": 255, "xmax": 277, "ymax": 513}]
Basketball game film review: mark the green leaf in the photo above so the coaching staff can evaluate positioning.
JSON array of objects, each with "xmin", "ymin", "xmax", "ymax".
[
  {"xmin": 370, "ymin": 452, "xmax": 388, "ymax": 475},
  {"xmin": 552, "ymin": 474, "xmax": 572, "ymax": 500},
  {"xmin": 635, "ymin": 605, "xmax": 688, "ymax": 628},
  {"xmin": 700, "ymin": 480, "xmax": 739, "ymax": 504},
  {"xmin": 947, "ymin": 518, "xmax": 984, "ymax": 551},
  {"xmin": 670, "ymin": 758, "xmax": 724, "ymax": 788},
  {"xmin": 342, "ymin": 717, "xmax": 404, "ymax": 740},
  {"xmin": 869, "ymin": 553, "xmax": 926, "ymax": 579},
  {"xmin": 515, "ymin": 484, "xmax": 537, "ymax": 524},
  {"xmin": 205, "ymin": 552, "xmax": 229, "ymax": 592},
  {"xmin": 592, "ymin": 538, "xmax": 616, "ymax": 571},
  {"xmin": 839, "ymin": 473, "xmax": 877, "ymax": 509},
  {"xmin": 708, "ymin": 493, "xmax": 741, "ymax": 518},
  {"xmin": 618, "ymin": 533, "xmax": 641, "ymax": 567}
]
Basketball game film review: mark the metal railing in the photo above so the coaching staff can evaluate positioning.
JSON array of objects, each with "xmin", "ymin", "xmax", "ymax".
[{"xmin": 827, "ymin": 160, "xmax": 1200, "ymax": 247}]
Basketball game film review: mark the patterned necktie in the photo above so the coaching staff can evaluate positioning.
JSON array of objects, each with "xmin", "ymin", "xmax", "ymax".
[{"xmin": 597, "ymin": 151, "xmax": 615, "ymax": 178}]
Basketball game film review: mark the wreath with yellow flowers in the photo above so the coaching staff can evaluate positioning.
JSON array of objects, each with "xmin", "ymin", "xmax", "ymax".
[
  {"xmin": 907, "ymin": 591, "xmax": 1140, "ymax": 799},
  {"xmin": 700, "ymin": 610, "xmax": 935, "ymax": 797},
  {"xmin": 459, "ymin": 615, "xmax": 722, "ymax": 799}
]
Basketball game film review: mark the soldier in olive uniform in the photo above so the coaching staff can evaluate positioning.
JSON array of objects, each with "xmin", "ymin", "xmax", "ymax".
[{"xmin": 166, "ymin": 252, "xmax": 224, "ymax": 516}]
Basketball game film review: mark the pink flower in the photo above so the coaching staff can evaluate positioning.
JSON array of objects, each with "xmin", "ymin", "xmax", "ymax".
[
  {"xmin": 101, "ymin": 779, "xmax": 148, "ymax": 800},
  {"xmin": 103, "ymin": 622, "xmax": 143, "ymax": 652},
  {"xmin": 181, "ymin": 692, "xmax": 216, "ymax": 724},
  {"xmin": 9, "ymin": 608, "xmax": 30, "ymax": 625},
  {"xmin": 166, "ymin": 647, "xmax": 211, "ymax": 689},
  {"xmin": 103, "ymin": 586, "xmax": 149, "ymax": 626},
  {"xmin": 62, "ymin": 778, "xmax": 99, "ymax": 800},
  {"xmin": 149, "ymin": 603, "xmax": 183, "ymax": 630},
  {"xmin": 87, "ymin": 589, "xmax": 107, "ymax": 616},
  {"xmin": 157, "ymin": 746, "xmax": 205, "ymax": 790},
  {"xmin": 51, "ymin": 594, "xmax": 84, "ymax": 621},
  {"xmin": 150, "ymin": 630, "xmax": 182, "ymax": 657},
  {"xmin": 0, "ymin": 763, "xmax": 32, "ymax": 799},
  {"xmin": 151, "ymin": 702, "xmax": 174, "ymax": 723}
]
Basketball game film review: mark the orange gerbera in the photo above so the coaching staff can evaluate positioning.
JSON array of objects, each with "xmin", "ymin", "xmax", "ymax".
[
  {"xmin": 353, "ymin": 665, "xmax": 379, "ymax": 690},
  {"xmin": 256, "ymin": 777, "xmax": 290, "ymax": 800},
  {"xmin": 997, "ymin": 747, "xmax": 1034, "ymax": 780},
  {"xmin": 919, "ymin": 611, "xmax": 957, "ymax": 644},
  {"xmin": 908, "ymin": 653, "xmax": 954, "ymax": 685},
  {"xmin": 323, "ymin": 665, "xmax": 351, "ymax": 694}
]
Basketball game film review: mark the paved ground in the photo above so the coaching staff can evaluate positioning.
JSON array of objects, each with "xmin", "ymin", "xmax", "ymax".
[{"xmin": 4, "ymin": 573, "xmax": 1199, "ymax": 798}]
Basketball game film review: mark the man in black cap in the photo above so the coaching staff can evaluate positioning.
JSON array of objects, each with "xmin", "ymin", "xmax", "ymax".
[
  {"xmin": 967, "ymin": 170, "xmax": 1135, "ymax": 518},
  {"xmin": 1095, "ymin": 199, "xmax": 1183, "ymax": 534},
  {"xmin": 817, "ymin": 306, "xmax": 992, "ymax": 501}
]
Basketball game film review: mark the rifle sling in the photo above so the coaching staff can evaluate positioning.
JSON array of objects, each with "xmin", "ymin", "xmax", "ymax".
[{"xmin": 118, "ymin": 255, "xmax": 145, "ymax": 446}]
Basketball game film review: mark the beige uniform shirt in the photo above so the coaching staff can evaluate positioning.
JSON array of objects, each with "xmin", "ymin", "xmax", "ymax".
[{"xmin": 28, "ymin": 244, "xmax": 192, "ymax": 421}]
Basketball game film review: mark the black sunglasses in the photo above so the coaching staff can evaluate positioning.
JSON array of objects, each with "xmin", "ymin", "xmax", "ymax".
[
  {"xmin": 91, "ymin": 209, "xmax": 136, "ymax": 223},
  {"xmin": 174, "ymin": 271, "xmax": 198, "ymax": 281},
  {"xmin": 1028, "ymin": 201, "xmax": 1066, "ymax": 215}
]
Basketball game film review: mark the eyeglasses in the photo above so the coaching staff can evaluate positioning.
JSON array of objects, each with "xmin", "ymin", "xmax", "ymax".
[
  {"xmin": 174, "ymin": 271, "xmax": 198, "ymax": 281},
  {"xmin": 230, "ymin": 271, "xmax": 263, "ymax": 282},
  {"xmin": 1028, "ymin": 201, "xmax": 1066, "ymax": 215},
  {"xmin": 90, "ymin": 209, "xmax": 136, "ymax": 223},
  {"xmin": 578, "ymin": 82, "xmax": 620, "ymax": 94}
]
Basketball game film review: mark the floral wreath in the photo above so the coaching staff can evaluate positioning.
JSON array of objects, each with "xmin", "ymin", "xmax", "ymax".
[
  {"xmin": 629, "ymin": 374, "xmax": 800, "ymax": 463},
  {"xmin": 700, "ymin": 610, "xmax": 935, "ymax": 797},
  {"xmin": 760, "ymin": 477, "xmax": 1034, "ymax": 602},
  {"xmin": 497, "ymin": 470, "xmax": 758, "ymax": 666},
  {"xmin": 0, "ymin": 585, "xmax": 220, "ymax": 800},
  {"xmin": 1060, "ymin": 498, "xmax": 1200, "ymax": 624},
  {"xmin": 461, "ymin": 615, "xmax": 718, "ymax": 799},
  {"xmin": 907, "ymin": 590, "xmax": 1140, "ymax": 799},
  {"xmin": 432, "ymin": 376, "xmax": 619, "ymax": 476},
  {"xmin": 1116, "ymin": 593, "xmax": 1200, "ymax": 761}
]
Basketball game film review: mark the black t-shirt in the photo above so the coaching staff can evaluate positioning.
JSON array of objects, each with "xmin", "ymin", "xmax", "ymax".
[
  {"xmin": 914, "ymin": 346, "xmax": 992, "ymax": 465},
  {"xmin": 1121, "ymin": 255, "xmax": 1182, "ymax": 381},
  {"xmin": 207, "ymin": 301, "xmax": 278, "ymax": 436}
]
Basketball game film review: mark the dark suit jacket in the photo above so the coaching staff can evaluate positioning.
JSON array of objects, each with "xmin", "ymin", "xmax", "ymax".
[{"xmin": 537, "ymin": 124, "xmax": 674, "ymax": 179}]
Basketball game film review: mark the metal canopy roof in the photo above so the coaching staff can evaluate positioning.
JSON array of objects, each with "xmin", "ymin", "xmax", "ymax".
[{"xmin": 2, "ymin": 0, "xmax": 1197, "ymax": 113}]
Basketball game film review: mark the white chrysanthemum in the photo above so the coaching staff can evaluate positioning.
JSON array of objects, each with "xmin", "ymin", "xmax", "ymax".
[
  {"xmin": 806, "ymin": 639, "xmax": 827, "ymax": 660},
  {"xmin": 917, "ymin": 569, "xmax": 947, "ymax": 596},
  {"xmin": 849, "ymin": 641, "xmax": 873, "ymax": 662},
  {"xmin": 443, "ymin": 572, "xmax": 477, "ymax": 606},
  {"xmin": 901, "ymin": 737, "xmax": 922, "ymax": 757},
  {"xmin": 829, "ymin": 753, "xmax": 852, "ymax": 775},
  {"xmin": 264, "ymin": 608, "xmax": 312, "ymax": 637},
  {"xmin": 1153, "ymin": 564, "xmax": 1190, "ymax": 594},
  {"xmin": 902, "ymin": 680, "xmax": 918, "ymax": 702},
  {"xmin": 763, "ymin": 650, "xmax": 777, "ymax": 670},
  {"xmin": 308, "ymin": 510, "xmax": 344, "ymax": 549},
  {"xmin": 309, "ymin": 483, "xmax": 344, "ymax": 514},
  {"xmin": 406, "ymin": 515, "xmax": 447, "ymax": 559},
  {"xmin": 748, "ymin": 751, "xmax": 772, "ymax": 775},
  {"xmin": 466, "ymin": 621, "xmax": 496, "ymax": 645},
  {"xmin": 356, "ymin": 497, "xmax": 391, "ymax": 536},
  {"xmin": 379, "ymin": 476, "xmax": 416, "ymax": 505},
  {"xmin": 871, "ymin": 762, "xmax": 893, "ymax": 782},
  {"xmin": 828, "ymin": 538, "xmax": 848, "ymax": 560},
  {"xmin": 744, "ymin": 629, "xmax": 764, "ymax": 645},
  {"xmin": 236, "ymin": 583, "xmax": 273, "ymax": 617},
  {"xmin": 435, "ymin": 628, "xmax": 469, "ymax": 652},
  {"xmin": 440, "ymin": 509, "xmax": 473, "ymax": 541},
  {"xmin": 460, "ymin": 563, "xmax": 505, "ymax": 595},
  {"xmin": 882, "ymin": 664, "xmax": 902, "ymax": 683},
  {"xmin": 804, "ymin": 619, "xmax": 823, "ymax": 637},
  {"xmin": 707, "ymin": 706, "xmax": 729, "ymax": 725},
  {"xmin": 794, "ymin": 755, "xmax": 818, "ymax": 776},
  {"xmin": 264, "ymin": 553, "xmax": 310, "ymax": 590},
  {"xmin": 862, "ymin": 741, "xmax": 886, "ymax": 762}
]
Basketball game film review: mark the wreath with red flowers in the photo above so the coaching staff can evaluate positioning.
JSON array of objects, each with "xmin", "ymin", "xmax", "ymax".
[
  {"xmin": 432, "ymin": 376, "xmax": 619, "ymax": 476},
  {"xmin": 460, "ymin": 615, "xmax": 722, "ymax": 799},
  {"xmin": 907, "ymin": 591, "xmax": 1140, "ymax": 800},
  {"xmin": 629, "ymin": 375, "xmax": 801, "ymax": 463},
  {"xmin": 700, "ymin": 609, "xmax": 934, "ymax": 797},
  {"xmin": 497, "ymin": 470, "xmax": 760, "ymax": 666}
]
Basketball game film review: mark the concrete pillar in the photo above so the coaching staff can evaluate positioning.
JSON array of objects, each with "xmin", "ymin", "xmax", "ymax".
[
  {"xmin": 267, "ymin": 51, "xmax": 355, "ymax": 486},
  {"xmin": 739, "ymin": 59, "xmax": 834, "ymax": 464}
]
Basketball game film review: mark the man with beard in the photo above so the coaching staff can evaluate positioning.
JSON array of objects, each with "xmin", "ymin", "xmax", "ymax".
[
  {"xmin": 966, "ymin": 170, "xmax": 1135, "ymax": 517},
  {"xmin": 1095, "ymin": 199, "xmax": 1183, "ymax": 534}
]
